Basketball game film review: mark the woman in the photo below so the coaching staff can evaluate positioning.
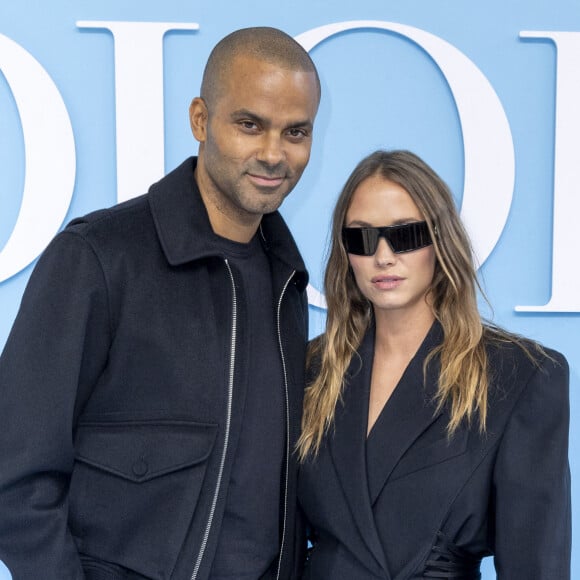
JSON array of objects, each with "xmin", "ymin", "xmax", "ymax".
[{"xmin": 297, "ymin": 150, "xmax": 570, "ymax": 579}]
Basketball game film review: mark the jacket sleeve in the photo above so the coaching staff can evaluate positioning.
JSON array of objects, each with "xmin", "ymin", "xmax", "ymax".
[
  {"xmin": 0, "ymin": 231, "xmax": 112, "ymax": 579},
  {"xmin": 492, "ymin": 350, "xmax": 571, "ymax": 579}
]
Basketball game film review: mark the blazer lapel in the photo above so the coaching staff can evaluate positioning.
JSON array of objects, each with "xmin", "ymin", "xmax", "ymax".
[
  {"xmin": 366, "ymin": 322, "xmax": 444, "ymax": 505},
  {"xmin": 329, "ymin": 328, "xmax": 390, "ymax": 576}
]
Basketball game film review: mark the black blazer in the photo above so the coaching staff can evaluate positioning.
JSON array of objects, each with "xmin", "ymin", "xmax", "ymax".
[{"xmin": 298, "ymin": 323, "xmax": 570, "ymax": 579}]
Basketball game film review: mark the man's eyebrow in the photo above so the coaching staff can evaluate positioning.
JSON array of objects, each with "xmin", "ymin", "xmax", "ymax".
[
  {"xmin": 230, "ymin": 108, "xmax": 263, "ymax": 121},
  {"xmin": 231, "ymin": 109, "xmax": 260, "ymax": 119},
  {"xmin": 289, "ymin": 119, "xmax": 314, "ymax": 131},
  {"xmin": 230, "ymin": 109, "xmax": 313, "ymax": 130}
]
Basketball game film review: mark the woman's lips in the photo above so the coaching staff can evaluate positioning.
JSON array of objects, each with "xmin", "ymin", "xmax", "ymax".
[{"xmin": 371, "ymin": 275, "xmax": 404, "ymax": 290}]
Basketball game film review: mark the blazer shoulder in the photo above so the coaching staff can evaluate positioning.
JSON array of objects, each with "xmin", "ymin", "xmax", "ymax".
[
  {"xmin": 486, "ymin": 337, "xmax": 569, "ymax": 408},
  {"xmin": 485, "ymin": 329, "xmax": 566, "ymax": 370},
  {"xmin": 542, "ymin": 346, "xmax": 569, "ymax": 371}
]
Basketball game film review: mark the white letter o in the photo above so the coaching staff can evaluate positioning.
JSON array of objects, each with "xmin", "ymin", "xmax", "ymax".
[
  {"xmin": 0, "ymin": 34, "xmax": 75, "ymax": 282},
  {"xmin": 297, "ymin": 21, "xmax": 514, "ymax": 275}
]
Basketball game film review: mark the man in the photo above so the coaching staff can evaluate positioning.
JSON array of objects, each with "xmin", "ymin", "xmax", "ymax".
[{"xmin": 0, "ymin": 27, "xmax": 320, "ymax": 579}]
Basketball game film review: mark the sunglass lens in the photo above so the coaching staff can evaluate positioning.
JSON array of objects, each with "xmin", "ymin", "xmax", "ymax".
[{"xmin": 343, "ymin": 228, "xmax": 379, "ymax": 255}]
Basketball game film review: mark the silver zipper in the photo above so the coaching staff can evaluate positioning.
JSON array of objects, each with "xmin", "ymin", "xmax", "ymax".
[
  {"xmin": 190, "ymin": 259, "xmax": 237, "ymax": 580},
  {"xmin": 275, "ymin": 270, "xmax": 296, "ymax": 580}
]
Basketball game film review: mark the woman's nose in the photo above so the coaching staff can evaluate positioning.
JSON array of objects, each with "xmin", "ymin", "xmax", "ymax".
[{"xmin": 374, "ymin": 237, "xmax": 396, "ymax": 266}]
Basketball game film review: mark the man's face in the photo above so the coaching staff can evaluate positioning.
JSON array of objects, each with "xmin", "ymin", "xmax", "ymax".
[{"xmin": 190, "ymin": 54, "xmax": 319, "ymax": 234}]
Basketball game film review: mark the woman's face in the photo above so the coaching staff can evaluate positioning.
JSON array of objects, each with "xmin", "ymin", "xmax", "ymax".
[{"xmin": 345, "ymin": 175, "xmax": 436, "ymax": 322}]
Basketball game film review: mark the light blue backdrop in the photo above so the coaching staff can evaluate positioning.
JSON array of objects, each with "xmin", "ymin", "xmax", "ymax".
[{"xmin": 1, "ymin": 1, "xmax": 579, "ymax": 578}]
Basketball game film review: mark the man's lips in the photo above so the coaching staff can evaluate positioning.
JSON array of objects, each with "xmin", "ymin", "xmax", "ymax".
[{"xmin": 247, "ymin": 173, "xmax": 285, "ymax": 188}]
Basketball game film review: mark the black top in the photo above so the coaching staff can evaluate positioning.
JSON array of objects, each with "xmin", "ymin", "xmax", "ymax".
[{"xmin": 209, "ymin": 233, "xmax": 285, "ymax": 580}]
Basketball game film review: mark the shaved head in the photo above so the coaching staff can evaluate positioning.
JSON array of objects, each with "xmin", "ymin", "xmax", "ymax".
[
  {"xmin": 190, "ymin": 26, "xmax": 320, "ymax": 242},
  {"xmin": 200, "ymin": 27, "xmax": 321, "ymax": 107}
]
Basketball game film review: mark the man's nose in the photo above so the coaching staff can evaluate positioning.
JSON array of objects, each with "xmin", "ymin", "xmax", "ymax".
[{"xmin": 257, "ymin": 133, "xmax": 285, "ymax": 166}]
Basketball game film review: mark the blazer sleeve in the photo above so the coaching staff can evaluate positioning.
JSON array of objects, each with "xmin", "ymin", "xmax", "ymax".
[
  {"xmin": 0, "ymin": 231, "xmax": 112, "ymax": 579},
  {"xmin": 492, "ymin": 350, "xmax": 571, "ymax": 579}
]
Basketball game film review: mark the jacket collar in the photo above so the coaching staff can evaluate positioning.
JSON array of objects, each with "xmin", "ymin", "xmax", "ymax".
[
  {"xmin": 364, "ymin": 321, "xmax": 443, "ymax": 504},
  {"xmin": 328, "ymin": 326, "xmax": 389, "ymax": 575},
  {"xmin": 147, "ymin": 157, "xmax": 308, "ymax": 289},
  {"xmin": 328, "ymin": 320, "xmax": 444, "ymax": 577}
]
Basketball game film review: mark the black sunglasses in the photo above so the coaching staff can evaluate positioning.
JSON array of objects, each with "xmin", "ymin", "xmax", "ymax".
[{"xmin": 342, "ymin": 221, "xmax": 433, "ymax": 255}]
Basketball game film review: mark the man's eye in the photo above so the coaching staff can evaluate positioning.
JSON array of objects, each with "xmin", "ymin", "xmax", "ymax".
[
  {"xmin": 240, "ymin": 121, "xmax": 258, "ymax": 131},
  {"xmin": 287, "ymin": 128, "xmax": 308, "ymax": 139}
]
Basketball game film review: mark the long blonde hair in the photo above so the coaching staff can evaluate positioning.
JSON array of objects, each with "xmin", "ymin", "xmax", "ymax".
[{"xmin": 297, "ymin": 150, "xmax": 526, "ymax": 461}]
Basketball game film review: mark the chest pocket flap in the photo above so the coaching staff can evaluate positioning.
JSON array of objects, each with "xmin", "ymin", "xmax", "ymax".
[{"xmin": 74, "ymin": 419, "xmax": 217, "ymax": 483}]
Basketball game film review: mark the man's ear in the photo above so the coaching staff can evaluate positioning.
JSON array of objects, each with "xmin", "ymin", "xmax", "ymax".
[{"xmin": 189, "ymin": 97, "xmax": 208, "ymax": 142}]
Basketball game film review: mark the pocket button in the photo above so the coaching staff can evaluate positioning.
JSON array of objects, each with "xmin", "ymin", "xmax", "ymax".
[{"xmin": 132, "ymin": 458, "xmax": 149, "ymax": 477}]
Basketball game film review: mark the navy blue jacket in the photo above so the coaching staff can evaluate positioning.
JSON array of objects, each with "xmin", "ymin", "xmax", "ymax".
[
  {"xmin": 0, "ymin": 157, "xmax": 309, "ymax": 580},
  {"xmin": 299, "ymin": 323, "xmax": 571, "ymax": 579}
]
